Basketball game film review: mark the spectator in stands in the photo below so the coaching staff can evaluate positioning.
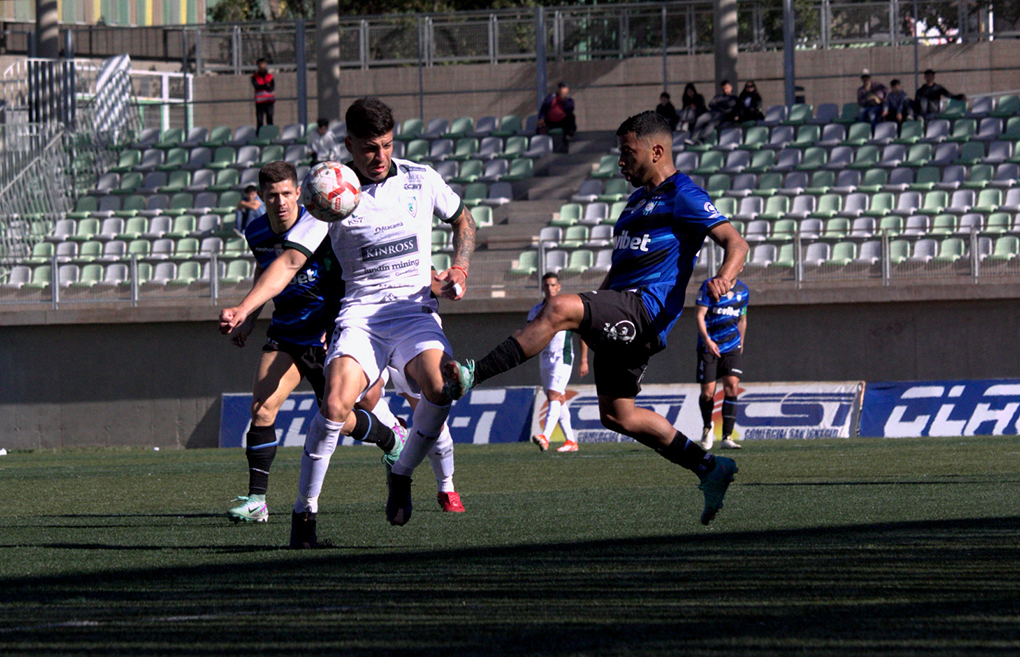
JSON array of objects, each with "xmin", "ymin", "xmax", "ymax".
[
  {"xmin": 307, "ymin": 117, "xmax": 341, "ymax": 165},
  {"xmin": 251, "ymin": 58, "xmax": 275, "ymax": 130},
  {"xmin": 737, "ymin": 80, "xmax": 764, "ymax": 123},
  {"xmin": 538, "ymin": 81, "xmax": 577, "ymax": 140},
  {"xmin": 235, "ymin": 185, "xmax": 264, "ymax": 232},
  {"xmin": 884, "ymin": 79, "xmax": 913, "ymax": 126},
  {"xmin": 656, "ymin": 92, "xmax": 680, "ymax": 132},
  {"xmin": 691, "ymin": 80, "xmax": 739, "ymax": 143},
  {"xmin": 857, "ymin": 69, "xmax": 887, "ymax": 125},
  {"xmin": 915, "ymin": 69, "xmax": 965, "ymax": 119},
  {"xmin": 695, "ymin": 276, "xmax": 748, "ymax": 451},
  {"xmin": 677, "ymin": 83, "xmax": 706, "ymax": 131}
]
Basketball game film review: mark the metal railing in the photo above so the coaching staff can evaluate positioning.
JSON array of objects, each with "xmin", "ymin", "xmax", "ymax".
[{"xmin": 2, "ymin": 1, "xmax": 1017, "ymax": 72}]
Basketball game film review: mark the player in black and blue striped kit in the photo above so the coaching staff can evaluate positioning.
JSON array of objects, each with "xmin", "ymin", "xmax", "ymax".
[
  {"xmin": 695, "ymin": 278, "xmax": 749, "ymax": 450},
  {"xmin": 444, "ymin": 111, "xmax": 749, "ymax": 525}
]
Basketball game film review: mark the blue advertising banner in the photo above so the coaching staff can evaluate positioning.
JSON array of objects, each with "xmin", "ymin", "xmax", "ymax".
[
  {"xmin": 860, "ymin": 379, "xmax": 1020, "ymax": 437},
  {"xmin": 219, "ymin": 387, "xmax": 535, "ymax": 448}
]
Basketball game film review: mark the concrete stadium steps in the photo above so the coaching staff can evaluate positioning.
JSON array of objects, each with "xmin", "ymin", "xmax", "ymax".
[{"xmin": 479, "ymin": 200, "xmax": 566, "ymax": 250}]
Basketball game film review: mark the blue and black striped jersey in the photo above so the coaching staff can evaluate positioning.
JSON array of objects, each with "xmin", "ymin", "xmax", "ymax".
[
  {"xmin": 606, "ymin": 171, "xmax": 728, "ymax": 349},
  {"xmin": 696, "ymin": 278, "xmax": 748, "ymax": 354},
  {"xmin": 244, "ymin": 207, "xmax": 344, "ymax": 347}
]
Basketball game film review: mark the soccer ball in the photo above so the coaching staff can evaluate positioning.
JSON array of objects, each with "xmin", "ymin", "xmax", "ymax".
[{"xmin": 301, "ymin": 161, "xmax": 361, "ymax": 222}]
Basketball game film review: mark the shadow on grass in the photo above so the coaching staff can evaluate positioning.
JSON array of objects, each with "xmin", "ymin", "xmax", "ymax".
[{"xmin": 1, "ymin": 516, "xmax": 1020, "ymax": 655}]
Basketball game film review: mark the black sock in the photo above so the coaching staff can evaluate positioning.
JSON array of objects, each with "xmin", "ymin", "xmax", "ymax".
[
  {"xmin": 351, "ymin": 409, "xmax": 396, "ymax": 453},
  {"xmin": 722, "ymin": 395, "xmax": 738, "ymax": 438},
  {"xmin": 245, "ymin": 424, "xmax": 278, "ymax": 495},
  {"xmin": 474, "ymin": 336, "xmax": 528, "ymax": 386},
  {"xmin": 698, "ymin": 395, "xmax": 714, "ymax": 428},
  {"xmin": 657, "ymin": 431, "xmax": 716, "ymax": 476}
]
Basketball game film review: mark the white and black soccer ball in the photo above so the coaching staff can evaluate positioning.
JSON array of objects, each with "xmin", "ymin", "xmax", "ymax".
[{"xmin": 301, "ymin": 161, "xmax": 361, "ymax": 222}]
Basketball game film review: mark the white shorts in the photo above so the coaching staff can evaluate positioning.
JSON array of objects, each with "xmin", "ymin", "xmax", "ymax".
[
  {"xmin": 540, "ymin": 360, "xmax": 573, "ymax": 395},
  {"xmin": 326, "ymin": 311, "xmax": 450, "ymax": 396},
  {"xmin": 384, "ymin": 364, "xmax": 418, "ymax": 399}
]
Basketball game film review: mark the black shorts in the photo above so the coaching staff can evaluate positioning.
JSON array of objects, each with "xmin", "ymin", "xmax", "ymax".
[
  {"xmin": 577, "ymin": 289, "xmax": 662, "ymax": 398},
  {"xmin": 696, "ymin": 348, "xmax": 743, "ymax": 384},
  {"xmin": 263, "ymin": 338, "xmax": 326, "ymax": 405}
]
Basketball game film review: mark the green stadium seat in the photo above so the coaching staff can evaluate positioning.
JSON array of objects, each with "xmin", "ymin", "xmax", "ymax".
[
  {"xmin": 903, "ymin": 143, "xmax": 932, "ymax": 167},
  {"xmin": 938, "ymin": 98, "xmax": 968, "ymax": 120},
  {"xmin": 592, "ymin": 154, "xmax": 619, "ymax": 179},
  {"xmin": 460, "ymin": 182, "xmax": 488, "ymax": 207},
  {"xmin": 986, "ymin": 235, "xmax": 1019, "ymax": 262},
  {"xmin": 739, "ymin": 126, "xmax": 769, "ymax": 150},
  {"xmin": 805, "ymin": 170, "xmax": 835, "ymax": 195},
  {"xmin": 935, "ymin": 237, "xmax": 966, "ymax": 263},
  {"xmin": 252, "ymin": 124, "xmax": 281, "ymax": 146},
  {"xmin": 22, "ymin": 264, "xmax": 51, "ymax": 289},
  {"xmin": 26, "ymin": 241, "xmax": 54, "ymax": 264},
  {"xmin": 470, "ymin": 205, "xmax": 493, "ymax": 228},
  {"xmin": 972, "ymin": 188, "xmax": 1002, "ymax": 214},
  {"xmin": 773, "ymin": 243, "xmax": 796, "ymax": 268},
  {"xmin": 127, "ymin": 239, "xmax": 151, "ymax": 258},
  {"xmin": 221, "ymin": 259, "xmax": 252, "ymax": 284},
  {"xmin": 947, "ymin": 119, "xmax": 977, "ymax": 143},
  {"xmin": 745, "ymin": 149, "xmax": 776, "ymax": 174},
  {"xmin": 958, "ymin": 141, "xmax": 985, "ymax": 165},
  {"xmin": 908, "ymin": 166, "xmax": 941, "ymax": 191},
  {"xmin": 201, "ymin": 126, "xmax": 233, "ymax": 147},
  {"xmin": 110, "ymin": 149, "xmax": 141, "ymax": 173},
  {"xmin": 835, "ymin": 103, "xmax": 859, "ymax": 125},
  {"xmin": 502, "ymin": 135, "xmax": 528, "ymax": 159},
  {"xmin": 491, "ymin": 114, "xmax": 522, "ymax": 138},
  {"xmin": 703, "ymin": 174, "xmax": 730, "ymax": 199},
  {"xmin": 258, "ymin": 145, "xmax": 285, "ymax": 166},
  {"xmin": 693, "ymin": 150, "xmax": 724, "ymax": 175},
  {"xmin": 396, "ymin": 118, "xmax": 424, "ymax": 142},
  {"xmin": 894, "ymin": 120, "xmax": 924, "ymax": 144},
  {"xmin": 755, "ymin": 195, "xmax": 788, "ymax": 222},
  {"xmin": 502, "ymin": 158, "xmax": 533, "ymax": 181},
  {"xmin": 70, "ymin": 263, "xmax": 103, "ymax": 288},
  {"xmin": 223, "ymin": 237, "xmax": 247, "ymax": 256},
  {"xmin": 713, "ymin": 196, "xmax": 738, "ymax": 218},
  {"xmin": 508, "ymin": 250, "xmax": 538, "ymax": 276},
  {"xmin": 783, "ymin": 103, "xmax": 813, "ymax": 126},
  {"xmin": 156, "ymin": 147, "xmax": 188, "ymax": 172},
  {"xmin": 119, "ymin": 217, "xmax": 148, "ymax": 240},
  {"xmin": 166, "ymin": 215, "xmax": 197, "ymax": 239},
  {"xmin": 917, "ymin": 190, "xmax": 948, "ymax": 216},
  {"xmin": 878, "ymin": 215, "xmax": 903, "ymax": 236},
  {"xmin": 160, "ymin": 169, "xmax": 191, "ymax": 193},
  {"xmin": 444, "ymin": 117, "xmax": 474, "ymax": 139},
  {"xmin": 607, "ymin": 201, "xmax": 627, "ymax": 224},
  {"xmin": 930, "ymin": 214, "xmax": 957, "ymax": 235},
  {"xmin": 809, "ymin": 193, "xmax": 842, "ymax": 218},
  {"xmin": 991, "ymin": 95, "xmax": 1020, "ymax": 119},
  {"xmin": 963, "ymin": 163, "xmax": 994, "ymax": 190},
  {"xmin": 166, "ymin": 260, "xmax": 201, "ymax": 286},
  {"xmin": 553, "ymin": 203, "xmax": 582, "ymax": 227},
  {"xmin": 111, "ymin": 171, "xmax": 143, "ymax": 195},
  {"xmin": 986, "ymin": 212, "xmax": 1013, "ymax": 234},
  {"xmin": 687, "ymin": 130, "xmax": 718, "ymax": 152},
  {"xmin": 431, "ymin": 229, "xmax": 449, "ymax": 252},
  {"xmin": 448, "ymin": 138, "xmax": 479, "ymax": 161},
  {"xmin": 561, "ymin": 249, "xmax": 593, "ymax": 277},
  {"xmin": 68, "ymin": 218, "xmax": 99, "ymax": 242},
  {"xmin": 156, "ymin": 128, "xmax": 184, "ymax": 150},
  {"xmin": 75, "ymin": 240, "xmax": 102, "ymax": 262},
  {"xmin": 68, "ymin": 195, "xmax": 99, "ymax": 219},
  {"xmin": 771, "ymin": 218, "xmax": 798, "ymax": 241},
  {"xmin": 209, "ymin": 169, "xmax": 240, "ymax": 192},
  {"xmin": 754, "ymin": 171, "xmax": 783, "ymax": 195},
  {"xmin": 450, "ymin": 160, "xmax": 482, "ymax": 184},
  {"xmin": 843, "ymin": 122, "xmax": 873, "ymax": 146},
  {"xmin": 889, "ymin": 239, "xmax": 911, "ymax": 264},
  {"xmin": 561, "ymin": 226, "xmax": 590, "ymax": 249},
  {"xmin": 206, "ymin": 146, "xmax": 237, "ymax": 170},
  {"xmin": 790, "ymin": 124, "xmax": 821, "ymax": 149},
  {"xmin": 824, "ymin": 218, "xmax": 850, "ymax": 238},
  {"xmin": 862, "ymin": 192, "xmax": 895, "ymax": 217},
  {"xmin": 598, "ymin": 178, "xmax": 632, "ymax": 202},
  {"xmin": 848, "ymin": 145, "xmax": 881, "ymax": 170},
  {"xmin": 827, "ymin": 241, "xmax": 857, "ymax": 265}
]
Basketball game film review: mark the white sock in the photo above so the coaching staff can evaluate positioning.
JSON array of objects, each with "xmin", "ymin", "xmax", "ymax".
[
  {"xmin": 542, "ymin": 399, "xmax": 561, "ymax": 438},
  {"xmin": 559, "ymin": 399, "xmax": 575, "ymax": 443},
  {"xmin": 392, "ymin": 395, "xmax": 449, "ymax": 477},
  {"xmin": 429, "ymin": 423, "xmax": 455, "ymax": 493},
  {"xmin": 370, "ymin": 396, "xmax": 400, "ymax": 429},
  {"xmin": 294, "ymin": 412, "xmax": 341, "ymax": 514}
]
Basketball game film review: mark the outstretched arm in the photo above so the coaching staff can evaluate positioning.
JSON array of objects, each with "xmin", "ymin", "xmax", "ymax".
[
  {"xmin": 219, "ymin": 249, "xmax": 309, "ymax": 334},
  {"xmin": 705, "ymin": 222, "xmax": 748, "ymax": 301},
  {"xmin": 435, "ymin": 206, "xmax": 476, "ymax": 300}
]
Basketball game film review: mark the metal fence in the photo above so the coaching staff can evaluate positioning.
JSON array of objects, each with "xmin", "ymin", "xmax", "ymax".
[{"xmin": 1, "ymin": 1, "xmax": 1017, "ymax": 73}]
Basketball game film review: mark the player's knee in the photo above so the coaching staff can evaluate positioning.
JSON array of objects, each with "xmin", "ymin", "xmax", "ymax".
[
  {"xmin": 250, "ymin": 399, "xmax": 280, "ymax": 426},
  {"xmin": 599, "ymin": 409, "xmax": 626, "ymax": 434},
  {"xmin": 320, "ymin": 394, "xmax": 353, "ymax": 424}
]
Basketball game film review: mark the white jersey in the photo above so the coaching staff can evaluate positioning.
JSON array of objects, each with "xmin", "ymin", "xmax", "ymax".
[
  {"xmin": 528, "ymin": 301, "xmax": 575, "ymax": 367},
  {"xmin": 328, "ymin": 158, "xmax": 462, "ymax": 321}
]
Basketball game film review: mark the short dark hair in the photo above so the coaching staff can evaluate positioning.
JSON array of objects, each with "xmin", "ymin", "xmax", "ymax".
[
  {"xmin": 258, "ymin": 161, "xmax": 298, "ymax": 191},
  {"xmin": 616, "ymin": 110, "xmax": 672, "ymax": 139},
  {"xmin": 890, "ymin": 79, "xmax": 901, "ymax": 87},
  {"xmin": 557, "ymin": 81, "xmax": 568, "ymax": 89},
  {"xmin": 244, "ymin": 185, "xmax": 258, "ymax": 194},
  {"xmin": 660, "ymin": 92, "xmax": 670, "ymax": 100},
  {"xmin": 542, "ymin": 272, "xmax": 559, "ymax": 282},
  {"xmin": 924, "ymin": 69, "xmax": 935, "ymax": 76},
  {"xmin": 256, "ymin": 57, "xmax": 267, "ymax": 65},
  {"xmin": 317, "ymin": 117, "xmax": 329, "ymax": 129},
  {"xmin": 345, "ymin": 97, "xmax": 395, "ymax": 139},
  {"xmin": 720, "ymin": 79, "xmax": 731, "ymax": 87}
]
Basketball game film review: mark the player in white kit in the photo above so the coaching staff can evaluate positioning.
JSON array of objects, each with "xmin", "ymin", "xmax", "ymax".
[
  {"xmin": 293, "ymin": 97, "xmax": 475, "ymax": 545},
  {"xmin": 528, "ymin": 272, "xmax": 589, "ymax": 452}
]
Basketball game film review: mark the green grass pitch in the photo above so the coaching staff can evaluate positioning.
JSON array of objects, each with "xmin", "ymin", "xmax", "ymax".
[{"xmin": 1, "ymin": 437, "xmax": 1019, "ymax": 656}]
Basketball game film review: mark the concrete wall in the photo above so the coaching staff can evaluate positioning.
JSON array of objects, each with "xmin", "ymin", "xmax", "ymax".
[
  {"xmin": 191, "ymin": 40, "xmax": 1020, "ymax": 131},
  {"xmin": 2, "ymin": 289, "xmax": 1019, "ymax": 451}
]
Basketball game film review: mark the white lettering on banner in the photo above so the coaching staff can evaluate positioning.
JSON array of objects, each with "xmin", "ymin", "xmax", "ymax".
[
  {"xmin": 474, "ymin": 411, "xmax": 497, "ymax": 444},
  {"xmin": 880, "ymin": 382, "xmax": 1020, "ymax": 437},
  {"xmin": 470, "ymin": 389, "xmax": 507, "ymax": 404}
]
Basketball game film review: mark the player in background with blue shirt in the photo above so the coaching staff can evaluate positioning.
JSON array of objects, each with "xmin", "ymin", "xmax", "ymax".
[
  {"xmin": 444, "ymin": 111, "xmax": 748, "ymax": 525},
  {"xmin": 695, "ymin": 278, "xmax": 749, "ymax": 450}
]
